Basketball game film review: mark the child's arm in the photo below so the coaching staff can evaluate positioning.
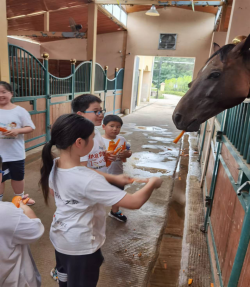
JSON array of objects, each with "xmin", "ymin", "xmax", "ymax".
[
  {"xmin": 94, "ymin": 170, "xmax": 132, "ymax": 186},
  {"xmin": 113, "ymin": 177, "xmax": 163, "ymax": 209},
  {"xmin": 19, "ymin": 201, "xmax": 38, "ymax": 219},
  {"xmin": 13, "ymin": 202, "xmax": 44, "ymax": 245},
  {"xmin": 118, "ymin": 150, "xmax": 132, "ymax": 159},
  {"xmin": 4, "ymin": 126, "xmax": 33, "ymax": 137}
]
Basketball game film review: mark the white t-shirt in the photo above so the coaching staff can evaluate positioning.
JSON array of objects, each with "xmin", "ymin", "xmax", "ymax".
[
  {"xmin": 0, "ymin": 106, "xmax": 35, "ymax": 162},
  {"xmin": 80, "ymin": 128, "xmax": 107, "ymax": 172},
  {"xmin": 102, "ymin": 135, "xmax": 126, "ymax": 175},
  {"xmin": 0, "ymin": 202, "xmax": 44, "ymax": 287},
  {"xmin": 49, "ymin": 159, "xmax": 127, "ymax": 256}
]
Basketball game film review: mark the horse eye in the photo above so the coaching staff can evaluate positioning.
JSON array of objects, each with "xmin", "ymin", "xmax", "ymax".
[{"xmin": 208, "ymin": 72, "xmax": 221, "ymax": 79}]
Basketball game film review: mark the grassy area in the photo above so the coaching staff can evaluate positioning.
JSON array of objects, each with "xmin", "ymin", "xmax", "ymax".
[{"xmin": 151, "ymin": 90, "xmax": 185, "ymax": 99}]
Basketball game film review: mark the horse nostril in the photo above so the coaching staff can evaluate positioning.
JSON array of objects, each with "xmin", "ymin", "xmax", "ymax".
[{"xmin": 174, "ymin": 113, "xmax": 182, "ymax": 124}]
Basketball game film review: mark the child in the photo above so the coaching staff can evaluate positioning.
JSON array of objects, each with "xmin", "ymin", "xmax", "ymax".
[
  {"xmin": 0, "ymin": 157, "xmax": 44, "ymax": 286},
  {"xmin": 71, "ymin": 94, "xmax": 108, "ymax": 172},
  {"xmin": 0, "ymin": 81, "xmax": 35, "ymax": 204},
  {"xmin": 102, "ymin": 115, "xmax": 132, "ymax": 222},
  {"xmin": 40, "ymin": 113, "xmax": 162, "ymax": 287},
  {"xmin": 50, "ymin": 95, "xmax": 133, "ymax": 283},
  {"xmin": 72, "ymin": 95, "xmax": 131, "ymax": 222}
]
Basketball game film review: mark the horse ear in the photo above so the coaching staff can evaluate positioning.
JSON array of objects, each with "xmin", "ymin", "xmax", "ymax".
[
  {"xmin": 232, "ymin": 34, "xmax": 250, "ymax": 54},
  {"xmin": 213, "ymin": 43, "xmax": 220, "ymax": 53},
  {"xmin": 240, "ymin": 34, "xmax": 250, "ymax": 53}
]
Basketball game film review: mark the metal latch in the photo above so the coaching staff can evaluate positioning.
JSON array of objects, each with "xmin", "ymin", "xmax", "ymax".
[
  {"xmin": 237, "ymin": 181, "xmax": 250, "ymax": 196},
  {"xmin": 205, "ymin": 196, "xmax": 212, "ymax": 207},
  {"xmin": 216, "ymin": 131, "xmax": 223, "ymax": 143}
]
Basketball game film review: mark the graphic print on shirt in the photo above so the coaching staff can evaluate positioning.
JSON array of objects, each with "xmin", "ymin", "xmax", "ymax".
[
  {"xmin": 0, "ymin": 121, "xmax": 17, "ymax": 139},
  {"xmin": 88, "ymin": 145, "xmax": 106, "ymax": 170}
]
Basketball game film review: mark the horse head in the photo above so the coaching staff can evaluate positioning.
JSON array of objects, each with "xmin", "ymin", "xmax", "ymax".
[{"xmin": 172, "ymin": 34, "xmax": 250, "ymax": 132}]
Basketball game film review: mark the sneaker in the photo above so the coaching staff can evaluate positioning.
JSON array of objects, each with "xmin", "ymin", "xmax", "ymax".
[
  {"xmin": 50, "ymin": 268, "xmax": 59, "ymax": 283},
  {"xmin": 108, "ymin": 210, "xmax": 127, "ymax": 222}
]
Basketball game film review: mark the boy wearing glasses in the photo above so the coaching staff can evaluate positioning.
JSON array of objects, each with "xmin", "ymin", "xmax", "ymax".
[{"xmin": 72, "ymin": 94, "xmax": 108, "ymax": 171}]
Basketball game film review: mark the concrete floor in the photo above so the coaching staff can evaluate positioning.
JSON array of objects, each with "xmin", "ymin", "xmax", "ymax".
[{"xmin": 2, "ymin": 96, "xmax": 211, "ymax": 286}]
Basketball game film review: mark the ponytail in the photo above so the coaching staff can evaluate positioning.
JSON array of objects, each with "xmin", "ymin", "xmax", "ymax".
[
  {"xmin": 40, "ymin": 141, "xmax": 54, "ymax": 205},
  {"xmin": 39, "ymin": 114, "xmax": 94, "ymax": 205}
]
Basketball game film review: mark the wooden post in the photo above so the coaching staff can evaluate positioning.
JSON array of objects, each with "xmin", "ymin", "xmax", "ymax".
[
  {"xmin": 104, "ymin": 66, "xmax": 108, "ymax": 110},
  {"xmin": 0, "ymin": 0, "xmax": 10, "ymax": 82},
  {"xmin": 87, "ymin": 3, "xmax": 98, "ymax": 94},
  {"xmin": 44, "ymin": 12, "xmax": 49, "ymax": 32},
  {"xmin": 70, "ymin": 59, "xmax": 76, "ymax": 99},
  {"xmin": 42, "ymin": 52, "xmax": 51, "ymax": 142}
]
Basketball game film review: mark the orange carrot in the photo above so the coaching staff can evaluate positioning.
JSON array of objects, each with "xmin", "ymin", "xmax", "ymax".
[
  {"xmin": 106, "ymin": 140, "xmax": 116, "ymax": 167},
  {"xmin": 114, "ymin": 139, "xmax": 121, "ymax": 150},
  {"xmin": 129, "ymin": 178, "xmax": 149, "ymax": 184},
  {"xmin": 173, "ymin": 130, "xmax": 185, "ymax": 144},
  {"xmin": 122, "ymin": 142, "xmax": 127, "ymax": 162},
  {"xmin": 0, "ymin": 127, "xmax": 8, "ymax": 133},
  {"xmin": 12, "ymin": 196, "xmax": 30, "ymax": 208},
  {"xmin": 107, "ymin": 140, "xmax": 116, "ymax": 152},
  {"xmin": 113, "ymin": 146, "xmax": 123, "ymax": 155}
]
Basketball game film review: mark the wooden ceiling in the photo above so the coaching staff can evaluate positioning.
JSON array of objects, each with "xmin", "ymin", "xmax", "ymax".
[
  {"xmin": 7, "ymin": 0, "xmax": 233, "ymax": 43},
  {"xmin": 123, "ymin": 4, "xmax": 218, "ymax": 14},
  {"xmin": 7, "ymin": 0, "xmax": 124, "ymax": 42}
]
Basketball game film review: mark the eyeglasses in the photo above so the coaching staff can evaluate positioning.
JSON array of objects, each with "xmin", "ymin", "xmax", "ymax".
[{"xmin": 84, "ymin": 109, "xmax": 106, "ymax": 116}]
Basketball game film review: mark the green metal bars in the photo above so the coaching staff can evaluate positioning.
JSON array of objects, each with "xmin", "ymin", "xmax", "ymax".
[
  {"xmin": 8, "ymin": 44, "xmax": 45, "ymax": 97},
  {"xmin": 8, "ymin": 44, "xmax": 125, "ymax": 151},
  {"xmin": 224, "ymin": 101, "xmax": 250, "ymax": 163}
]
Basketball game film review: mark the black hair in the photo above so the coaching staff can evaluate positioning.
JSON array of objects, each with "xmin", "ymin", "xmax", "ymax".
[
  {"xmin": 103, "ymin": 115, "xmax": 123, "ymax": 126},
  {"xmin": 206, "ymin": 44, "xmax": 236, "ymax": 64},
  {"xmin": 71, "ymin": 94, "xmax": 102, "ymax": 113},
  {"xmin": 0, "ymin": 81, "xmax": 13, "ymax": 93},
  {"xmin": 39, "ymin": 113, "xmax": 94, "ymax": 205}
]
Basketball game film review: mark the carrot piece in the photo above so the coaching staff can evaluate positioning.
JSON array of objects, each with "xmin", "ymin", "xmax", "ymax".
[
  {"xmin": 114, "ymin": 139, "xmax": 121, "ymax": 150},
  {"xmin": 106, "ymin": 140, "xmax": 116, "ymax": 167},
  {"xmin": 113, "ymin": 146, "xmax": 123, "ymax": 155},
  {"xmin": 188, "ymin": 279, "xmax": 193, "ymax": 285},
  {"xmin": 0, "ymin": 127, "xmax": 8, "ymax": 133},
  {"xmin": 129, "ymin": 178, "xmax": 149, "ymax": 183},
  {"xmin": 12, "ymin": 196, "xmax": 30, "ymax": 208},
  {"xmin": 12, "ymin": 196, "xmax": 22, "ymax": 208},
  {"xmin": 22, "ymin": 197, "xmax": 30, "ymax": 205},
  {"xmin": 173, "ymin": 130, "xmax": 185, "ymax": 144}
]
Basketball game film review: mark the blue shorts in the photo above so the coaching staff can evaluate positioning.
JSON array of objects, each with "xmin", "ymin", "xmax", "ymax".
[{"xmin": 1, "ymin": 160, "xmax": 25, "ymax": 183}]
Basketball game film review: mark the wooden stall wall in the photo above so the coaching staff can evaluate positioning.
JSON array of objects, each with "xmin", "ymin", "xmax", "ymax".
[{"xmin": 199, "ymin": 108, "xmax": 250, "ymax": 287}]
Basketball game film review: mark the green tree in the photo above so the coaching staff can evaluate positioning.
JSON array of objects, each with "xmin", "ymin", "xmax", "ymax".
[{"xmin": 152, "ymin": 57, "xmax": 195, "ymax": 89}]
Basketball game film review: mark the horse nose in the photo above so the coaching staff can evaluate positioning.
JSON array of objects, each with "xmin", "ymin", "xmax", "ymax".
[{"xmin": 174, "ymin": 113, "xmax": 182, "ymax": 125}]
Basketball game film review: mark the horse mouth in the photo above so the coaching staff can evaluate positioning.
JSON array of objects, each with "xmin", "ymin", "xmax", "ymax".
[{"xmin": 186, "ymin": 119, "xmax": 200, "ymax": 132}]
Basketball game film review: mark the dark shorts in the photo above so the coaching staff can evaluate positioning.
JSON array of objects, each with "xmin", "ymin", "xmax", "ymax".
[
  {"xmin": 1, "ymin": 160, "xmax": 25, "ymax": 183},
  {"xmin": 55, "ymin": 249, "xmax": 104, "ymax": 287}
]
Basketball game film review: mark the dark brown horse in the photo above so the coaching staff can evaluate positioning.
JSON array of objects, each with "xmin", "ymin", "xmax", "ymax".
[{"xmin": 172, "ymin": 34, "xmax": 250, "ymax": 132}]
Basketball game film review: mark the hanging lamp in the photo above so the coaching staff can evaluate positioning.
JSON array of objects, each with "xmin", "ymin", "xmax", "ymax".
[{"xmin": 145, "ymin": 5, "xmax": 160, "ymax": 16}]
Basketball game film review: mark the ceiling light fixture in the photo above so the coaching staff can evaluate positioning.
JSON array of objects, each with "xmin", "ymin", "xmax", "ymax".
[{"xmin": 145, "ymin": 5, "xmax": 160, "ymax": 16}]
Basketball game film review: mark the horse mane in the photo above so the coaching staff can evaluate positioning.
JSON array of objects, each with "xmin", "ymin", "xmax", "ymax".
[{"xmin": 206, "ymin": 44, "xmax": 236, "ymax": 64}]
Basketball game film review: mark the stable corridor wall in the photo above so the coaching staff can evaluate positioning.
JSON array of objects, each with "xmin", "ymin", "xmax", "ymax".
[
  {"xmin": 40, "ymin": 31, "xmax": 126, "ymax": 78},
  {"xmin": 123, "ymin": 7, "xmax": 215, "ymax": 112}
]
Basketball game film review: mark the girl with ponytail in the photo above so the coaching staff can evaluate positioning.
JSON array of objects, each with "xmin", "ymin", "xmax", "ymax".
[{"xmin": 40, "ymin": 113, "xmax": 162, "ymax": 287}]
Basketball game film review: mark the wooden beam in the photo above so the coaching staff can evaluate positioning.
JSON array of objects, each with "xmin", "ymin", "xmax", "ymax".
[
  {"xmin": 7, "ymin": 4, "xmax": 87, "ymax": 20},
  {"xmin": 8, "ymin": 30, "xmax": 86, "ymax": 38},
  {"xmin": 44, "ymin": 12, "xmax": 49, "ymax": 32},
  {"xmin": 98, "ymin": 5, "xmax": 127, "ymax": 30},
  {"xmin": 0, "ymin": 0, "xmax": 9, "ymax": 82},
  {"xmin": 218, "ymin": 3, "xmax": 228, "ymax": 32},
  {"xmin": 87, "ymin": 3, "xmax": 98, "ymax": 94},
  {"xmin": 95, "ymin": 0, "xmax": 223, "ymax": 5}
]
